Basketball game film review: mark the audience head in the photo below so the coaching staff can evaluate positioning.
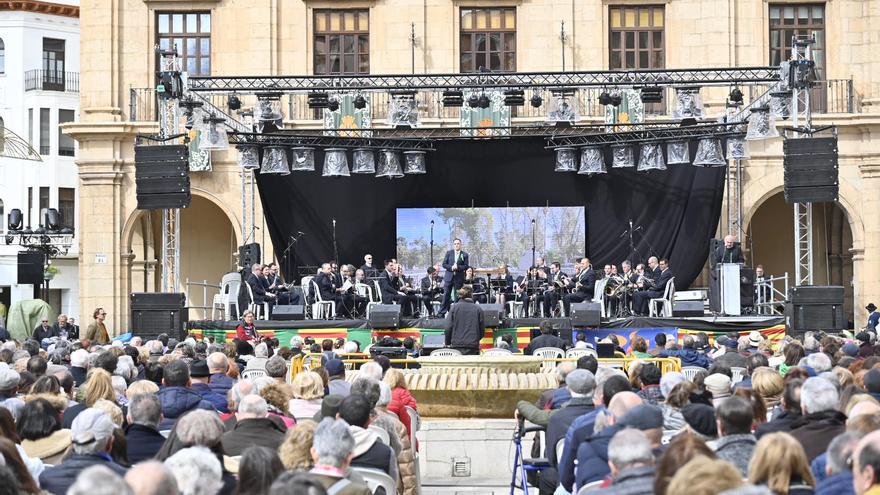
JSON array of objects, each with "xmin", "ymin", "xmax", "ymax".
[
  {"xmin": 855, "ymin": 430, "xmax": 880, "ymax": 494},
  {"xmin": 124, "ymin": 461, "xmax": 179, "ymax": 495},
  {"xmin": 800, "ymin": 376, "xmax": 839, "ymax": 415},
  {"xmin": 175, "ymin": 409, "xmax": 225, "ymax": 448},
  {"xmin": 339, "ymin": 394, "xmax": 372, "ymax": 428},
  {"xmin": 748, "ymin": 432, "xmax": 815, "ymax": 494},
  {"xmin": 70, "ymin": 408, "xmax": 116, "ymax": 455},
  {"xmin": 312, "ymin": 418, "xmax": 355, "ymax": 469},
  {"xmin": 667, "ymin": 456, "xmax": 743, "ymax": 495},
  {"xmin": 358, "ymin": 362, "xmax": 383, "ymax": 381},
  {"xmin": 162, "ymin": 359, "xmax": 191, "ymax": 388},
  {"xmin": 164, "ymin": 446, "xmax": 224, "ymax": 495},
  {"xmin": 127, "ymin": 392, "xmax": 162, "ymax": 429},
  {"xmin": 291, "ymin": 371, "xmax": 324, "ymax": 401},
  {"xmin": 826, "ymin": 431, "xmax": 861, "ymax": 477},
  {"xmin": 237, "ymin": 446, "xmax": 285, "ymax": 495},
  {"xmin": 654, "ymin": 434, "xmax": 716, "ymax": 495},
  {"xmin": 279, "ymin": 420, "xmax": 317, "ymax": 471},
  {"xmin": 565, "ymin": 369, "xmax": 596, "ymax": 398},
  {"xmin": 350, "ymin": 377, "xmax": 381, "ymax": 410},
  {"xmin": 717, "ymin": 395, "xmax": 754, "ymax": 436},
  {"xmin": 608, "ymin": 428, "xmax": 653, "ymax": 476},
  {"xmin": 68, "ymin": 465, "xmax": 133, "ymax": 495}
]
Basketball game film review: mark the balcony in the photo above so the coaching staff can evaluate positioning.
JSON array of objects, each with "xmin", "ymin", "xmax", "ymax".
[{"xmin": 25, "ymin": 70, "xmax": 79, "ymax": 93}]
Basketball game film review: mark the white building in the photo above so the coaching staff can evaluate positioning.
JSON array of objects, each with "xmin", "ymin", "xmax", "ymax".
[{"xmin": 0, "ymin": 0, "xmax": 79, "ymax": 321}]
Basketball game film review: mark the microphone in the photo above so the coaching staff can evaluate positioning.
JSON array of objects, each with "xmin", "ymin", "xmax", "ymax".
[
  {"xmin": 430, "ymin": 220, "xmax": 435, "ymax": 225},
  {"xmin": 332, "ymin": 218, "xmax": 336, "ymax": 227}
]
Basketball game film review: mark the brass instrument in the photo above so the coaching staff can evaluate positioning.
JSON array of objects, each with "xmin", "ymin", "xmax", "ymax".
[{"xmin": 604, "ymin": 275, "xmax": 625, "ymax": 296}]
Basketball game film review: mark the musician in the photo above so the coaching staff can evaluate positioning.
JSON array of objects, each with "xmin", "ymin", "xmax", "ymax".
[
  {"xmin": 420, "ymin": 267, "xmax": 443, "ymax": 316},
  {"xmin": 542, "ymin": 262, "xmax": 567, "ymax": 317},
  {"xmin": 397, "ymin": 265, "xmax": 422, "ymax": 316},
  {"xmin": 492, "ymin": 263, "xmax": 515, "ymax": 307},
  {"xmin": 330, "ymin": 262, "xmax": 344, "ymax": 288},
  {"xmin": 340, "ymin": 264, "xmax": 367, "ymax": 317},
  {"xmin": 639, "ymin": 256, "xmax": 661, "ymax": 289},
  {"xmin": 266, "ymin": 262, "xmax": 303, "ymax": 306},
  {"xmin": 355, "ymin": 268, "xmax": 367, "ymax": 284},
  {"xmin": 315, "ymin": 263, "xmax": 351, "ymax": 318},
  {"xmin": 514, "ymin": 266, "xmax": 544, "ymax": 317},
  {"xmin": 715, "ymin": 235, "xmax": 745, "ymax": 264},
  {"xmin": 360, "ymin": 254, "xmax": 379, "ymax": 279},
  {"xmin": 632, "ymin": 259, "xmax": 674, "ymax": 316},
  {"xmin": 602, "ymin": 264, "xmax": 613, "ymax": 279},
  {"xmin": 379, "ymin": 259, "xmax": 418, "ymax": 317},
  {"xmin": 247, "ymin": 263, "xmax": 277, "ymax": 309},
  {"xmin": 439, "ymin": 238, "xmax": 470, "ymax": 316},
  {"xmin": 464, "ymin": 267, "xmax": 488, "ymax": 304},
  {"xmin": 619, "ymin": 260, "xmax": 639, "ymax": 315},
  {"xmin": 610, "ymin": 264, "xmax": 619, "ymax": 276},
  {"xmin": 535, "ymin": 257, "xmax": 551, "ymax": 281},
  {"xmin": 563, "ymin": 258, "xmax": 596, "ymax": 315}
]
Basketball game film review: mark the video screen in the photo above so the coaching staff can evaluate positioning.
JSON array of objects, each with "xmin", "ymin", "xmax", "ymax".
[{"xmin": 395, "ymin": 207, "xmax": 586, "ymax": 276}]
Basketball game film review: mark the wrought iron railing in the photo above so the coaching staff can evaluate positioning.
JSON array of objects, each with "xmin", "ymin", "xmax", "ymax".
[{"xmin": 24, "ymin": 70, "xmax": 79, "ymax": 93}]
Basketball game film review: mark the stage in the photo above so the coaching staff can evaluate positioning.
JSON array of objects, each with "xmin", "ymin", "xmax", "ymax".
[{"xmin": 187, "ymin": 315, "xmax": 786, "ymax": 352}]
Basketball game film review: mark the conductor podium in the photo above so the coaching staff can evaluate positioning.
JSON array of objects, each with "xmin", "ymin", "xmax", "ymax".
[{"xmin": 709, "ymin": 263, "xmax": 755, "ymax": 315}]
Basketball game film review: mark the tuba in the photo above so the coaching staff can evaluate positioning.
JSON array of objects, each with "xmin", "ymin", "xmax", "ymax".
[{"xmin": 604, "ymin": 275, "xmax": 625, "ymax": 296}]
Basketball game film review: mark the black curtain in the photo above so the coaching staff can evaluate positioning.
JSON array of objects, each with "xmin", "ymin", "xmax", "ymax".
[{"xmin": 256, "ymin": 137, "xmax": 725, "ymax": 289}]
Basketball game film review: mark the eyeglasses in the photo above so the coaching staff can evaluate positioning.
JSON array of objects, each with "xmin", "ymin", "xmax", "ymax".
[{"xmin": 41, "ymin": 320, "xmax": 48, "ymax": 323}]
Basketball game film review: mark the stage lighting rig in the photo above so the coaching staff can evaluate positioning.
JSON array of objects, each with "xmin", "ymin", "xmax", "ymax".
[
  {"xmin": 477, "ymin": 93, "xmax": 491, "ymax": 109},
  {"xmin": 307, "ymin": 92, "xmax": 330, "ymax": 109},
  {"xmin": 353, "ymin": 94, "xmax": 367, "ymax": 109},
  {"xmin": 610, "ymin": 93, "xmax": 622, "ymax": 107},
  {"xmin": 442, "ymin": 90, "xmax": 464, "ymax": 107},
  {"xmin": 598, "ymin": 91, "xmax": 612, "ymax": 106},
  {"xmin": 504, "ymin": 89, "xmax": 525, "ymax": 106},
  {"xmin": 467, "ymin": 94, "xmax": 480, "ymax": 108},
  {"xmin": 529, "ymin": 92, "xmax": 543, "ymax": 108},
  {"xmin": 640, "ymin": 87, "xmax": 663, "ymax": 103},
  {"xmin": 728, "ymin": 87, "xmax": 744, "ymax": 104},
  {"xmin": 227, "ymin": 94, "xmax": 242, "ymax": 111},
  {"xmin": 328, "ymin": 98, "xmax": 340, "ymax": 112}
]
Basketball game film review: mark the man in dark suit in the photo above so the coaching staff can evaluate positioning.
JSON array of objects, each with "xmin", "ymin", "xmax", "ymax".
[
  {"xmin": 563, "ymin": 258, "xmax": 596, "ymax": 316},
  {"xmin": 52, "ymin": 315, "xmax": 77, "ymax": 340},
  {"xmin": 445, "ymin": 285, "xmax": 484, "ymax": 355},
  {"xmin": 378, "ymin": 260, "xmax": 418, "ymax": 316},
  {"xmin": 632, "ymin": 259, "xmax": 674, "ymax": 315},
  {"xmin": 542, "ymin": 262, "xmax": 567, "ymax": 317},
  {"xmin": 524, "ymin": 320, "xmax": 567, "ymax": 354},
  {"xmin": 315, "ymin": 263, "xmax": 351, "ymax": 318},
  {"xmin": 246, "ymin": 263, "xmax": 276, "ymax": 310},
  {"xmin": 439, "ymin": 238, "xmax": 469, "ymax": 316},
  {"xmin": 420, "ymin": 266, "xmax": 443, "ymax": 317},
  {"xmin": 360, "ymin": 254, "xmax": 379, "ymax": 279},
  {"xmin": 715, "ymin": 235, "xmax": 744, "ymax": 264}
]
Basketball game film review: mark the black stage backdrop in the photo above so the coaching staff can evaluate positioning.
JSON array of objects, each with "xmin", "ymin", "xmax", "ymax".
[{"xmin": 256, "ymin": 137, "xmax": 725, "ymax": 289}]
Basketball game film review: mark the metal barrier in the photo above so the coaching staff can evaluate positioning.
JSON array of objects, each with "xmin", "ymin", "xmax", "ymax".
[
  {"xmin": 755, "ymin": 273, "xmax": 789, "ymax": 316},
  {"xmin": 184, "ymin": 278, "xmax": 221, "ymax": 320}
]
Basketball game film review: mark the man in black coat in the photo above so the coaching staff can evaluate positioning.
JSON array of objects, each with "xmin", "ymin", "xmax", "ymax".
[
  {"xmin": 125, "ymin": 393, "xmax": 167, "ymax": 463},
  {"xmin": 715, "ymin": 234, "xmax": 745, "ymax": 264},
  {"xmin": 52, "ymin": 314, "xmax": 77, "ymax": 340},
  {"xmin": 315, "ymin": 263, "xmax": 351, "ymax": 318},
  {"xmin": 562, "ymin": 258, "xmax": 596, "ymax": 316},
  {"xmin": 524, "ymin": 320, "xmax": 567, "ymax": 355},
  {"xmin": 222, "ymin": 395, "xmax": 287, "ymax": 456},
  {"xmin": 246, "ymin": 263, "xmax": 276, "ymax": 308},
  {"xmin": 445, "ymin": 286, "xmax": 484, "ymax": 355},
  {"xmin": 377, "ymin": 260, "xmax": 418, "ymax": 316},
  {"xmin": 756, "ymin": 378, "xmax": 803, "ymax": 439},
  {"xmin": 632, "ymin": 259, "xmax": 674, "ymax": 316},
  {"xmin": 32, "ymin": 318, "xmax": 58, "ymax": 342},
  {"xmin": 439, "ymin": 238, "xmax": 469, "ymax": 316}
]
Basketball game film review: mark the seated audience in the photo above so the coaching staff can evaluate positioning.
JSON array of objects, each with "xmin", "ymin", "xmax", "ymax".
[
  {"xmin": 125, "ymin": 393, "xmax": 166, "ymax": 464},
  {"xmin": 124, "ymin": 461, "xmax": 179, "ymax": 495},
  {"xmin": 339, "ymin": 394, "xmax": 398, "ymax": 481},
  {"xmin": 790, "ymin": 377, "xmax": 846, "ymax": 461},
  {"xmin": 714, "ymin": 395, "xmax": 758, "ymax": 476},
  {"xmin": 221, "ymin": 395, "xmax": 286, "ymax": 456},
  {"xmin": 164, "ymin": 446, "xmax": 224, "ymax": 495},
  {"xmin": 156, "ymin": 360, "xmax": 215, "ymax": 429},
  {"xmin": 288, "ymin": 371, "xmax": 325, "ymax": 420},
  {"xmin": 309, "ymin": 418, "xmax": 372, "ymax": 495},
  {"xmin": 235, "ymin": 446, "xmax": 285, "ymax": 495},
  {"xmin": 596, "ymin": 428, "xmax": 656, "ymax": 494},
  {"xmin": 748, "ymin": 432, "xmax": 816, "ymax": 495}
]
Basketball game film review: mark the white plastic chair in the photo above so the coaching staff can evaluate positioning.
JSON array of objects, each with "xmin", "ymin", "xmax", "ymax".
[
  {"xmin": 565, "ymin": 347, "xmax": 597, "ymax": 359},
  {"xmin": 244, "ymin": 282, "xmax": 270, "ymax": 320},
  {"xmin": 311, "ymin": 280, "xmax": 335, "ymax": 320},
  {"xmin": 482, "ymin": 348, "xmax": 512, "ymax": 357},
  {"xmin": 356, "ymin": 282, "xmax": 381, "ymax": 318},
  {"xmin": 211, "ymin": 272, "xmax": 242, "ymax": 320},
  {"xmin": 405, "ymin": 405, "xmax": 422, "ymax": 490},
  {"xmin": 578, "ymin": 480, "xmax": 605, "ymax": 494},
  {"xmin": 351, "ymin": 467, "xmax": 396, "ymax": 495},
  {"xmin": 508, "ymin": 299, "xmax": 524, "ymax": 318},
  {"xmin": 300, "ymin": 276, "xmax": 314, "ymax": 318},
  {"xmin": 429, "ymin": 348, "xmax": 462, "ymax": 357},
  {"xmin": 681, "ymin": 366, "xmax": 703, "ymax": 382},
  {"xmin": 649, "ymin": 277, "xmax": 676, "ymax": 317},
  {"xmin": 731, "ymin": 366, "xmax": 747, "ymax": 384},
  {"xmin": 241, "ymin": 369, "xmax": 267, "ymax": 380},
  {"xmin": 590, "ymin": 279, "xmax": 608, "ymax": 318},
  {"xmin": 533, "ymin": 347, "xmax": 565, "ymax": 370}
]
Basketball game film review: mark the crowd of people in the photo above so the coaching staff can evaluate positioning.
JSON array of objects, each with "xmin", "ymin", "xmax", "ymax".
[
  {"xmin": 0, "ymin": 331, "xmax": 421, "ymax": 495},
  {"xmin": 514, "ymin": 328, "xmax": 880, "ymax": 495}
]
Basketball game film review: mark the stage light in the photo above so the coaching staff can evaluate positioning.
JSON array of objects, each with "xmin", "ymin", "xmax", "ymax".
[
  {"xmin": 610, "ymin": 93, "xmax": 623, "ymax": 107},
  {"xmin": 256, "ymin": 95, "xmax": 283, "ymax": 132},
  {"xmin": 327, "ymin": 98, "xmax": 340, "ymax": 112},
  {"xmin": 442, "ymin": 90, "xmax": 464, "ymax": 107},
  {"xmin": 693, "ymin": 137, "xmax": 727, "ymax": 167},
  {"xmin": 554, "ymin": 147, "xmax": 578, "ymax": 172},
  {"xmin": 45, "ymin": 208, "xmax": 61, "ymax": 230},
  {"xmin": 727, "ymin": 137, "xmax": 750, "ymax": 160},
  {"xmin": 237, "ymin": 145, "xmax": 260, "ymax": 170},
  {"xmin": 578, "ymin": 147, "xmax": 606, "ymax": 175},
  {"xmin": 746, "ymin": 106, "xmax": 779, "ymax": 141},
  {"xmin": 530, "ymin": 93, "xmax": 543, "ymax": 108},
  {"xmin": 227, "ymin": 94, "xmax": 242, "ymax": 111},
  {"xmin": 322, "ymin": 148, "xmax": 350, "ymax": 177},
  {"xmin": 728, "ymin": 87, "xmax": 744, "ymax": 104},
  {"xmin": 598, "ymin": 92, "xmax": 613, "ymax": 106},
  {"xmin": 404, "ymin": 151, "xmax": 427, "ymax": 174},
  {"xmin": 477, "ymin": 94, "xmax": 491, "ymax": 109},
  {"xmin": 7, "ymin": 208, "xmax": 22, "ymax": 231},
  {"xmin": 467, "ymin": 94, "xmax": 480, "ymax": 108},
  {"xmin": 637, "ymin": 142, "xmax": 666, "ymax": 171},
  {"xmin": 260, "ymin": 146, "xmax": 290, "ymax": 175},
  {"xmin": 353, "ymin": 94, "xmax": 368, "ymax": 110},
  {"xmin": 674, "ymin": 87, "xmax": 703, "ymax": 119},
  {"xmin": 178, "ymin": 98, "xmax": 204, "ymax": 130},
  {"xmin": 388, "ymin": 91, "xmax": 419, "ymax": 127},
  {"xmin": 666, "ymin": 141, "xmax": 690, "ymax": 165},
  {"xmin": 352, "ymin": 148, "xmax": 376, "ymax": 174},
  {"xmin": 376, "ymin": 149, "xmax": 404, "ymax": 179},
  {"xmin": 504, "ymin": 89, "xmax": 525, "ymax": 106},
  {"xmin": 770, "ymin": 91, "xmax": 792, "ymax": 120},
  {"xmin": 611, "ymin": 144, "xmax": 635, "ymax": 168},
  {"xmin": 291, "ymin": 147, "xmax": 315, "ymax": 172},
  {"xmin": 640, "ymin": 87, "xmax": 663, "ymax": 104},
  {"xmin": 548, "ymin": 94, "xmax": 578, "ymax": 125},
  {"xmin": 199, "ymin": 115, "xmax": 230, "ymax": 151},
  {"xmin": 307, "ymin": 92, "xmax": 329, "ymax": 109}
]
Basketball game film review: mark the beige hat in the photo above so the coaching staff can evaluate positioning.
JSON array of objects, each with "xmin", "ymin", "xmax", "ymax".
[{"xmin": 704, "ymin": 373, "xmax": 732, "ymax": 399}]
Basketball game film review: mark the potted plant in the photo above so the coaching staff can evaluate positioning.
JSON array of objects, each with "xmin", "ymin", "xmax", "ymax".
[{"xmin": 44, "ymin": 265, "xmax": 59, "ymax": 281}]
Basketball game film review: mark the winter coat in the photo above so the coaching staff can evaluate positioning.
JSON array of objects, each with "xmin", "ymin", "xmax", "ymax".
[
  {"xmin": 660, "ymin": 405, "xmax": 687, "ymax": 442},
  {"xmin": 40, "ymin": 454, "xmax": 127, "ymax": 495},
  {"xmin": 659, "ymin": 348, "xmax": 711, "ymax": 368},
  {"xmin": 636, "ymin": 385, "xmax": 663, "ymax": 405},
  {"xmin": 815, "ymin": 472, "xmax": 854, "ymax": 495},
  {"xmin": 288, "ymin": 398, "xmax": 322, "ymax": 420},
  {"xmin": 21, "ymin": 429, "xmax": 71, "ymax": 465},
  {"xmin": 350, "ymin": 425, "xmax": 398, "ymax": 483},
  {"xmin": 575, "ymin": 424, "xmax": 624, "ymax": 488},
  {"xmin": 714, "ymin": 433, "xmax": 757, "ymax": 476},
  {"xmin": 756, "ymin": 409, "xmax": 801, "ymax": 439},
  {"xmin": 156, "ymin": 386, "xmax": 216, "ymax": 430},
  {"xmin": 545, "ymin": 398, "xmax": 594, "ymax": 467},
  {"xmin": 208, "ymin": 373, "xmax": 234, "ymax": 397},
  {"xmin": 789, "ymin": 410, "xmax": 847, "ymax": 461},
  {"xmin": 125, "ymin": 423, "xmax": 167, "ymax": 464},
  {"xmin": 190, "ymin": 383, "xmax": 229, "ymax": 413},
  {"xmin": 388, "ymin": 387, "xmax": 418, "ymax": 438},
  {"xmin": 221, "ymin": 417, "xmax": 287, "ymax": 456},
  {"xmin": 379, "ymin": 410, "xmax": 418, "ymax": 495},
  {"xmin": 594, "ymin": 465, "xmax": 655, "ymax": 495}
]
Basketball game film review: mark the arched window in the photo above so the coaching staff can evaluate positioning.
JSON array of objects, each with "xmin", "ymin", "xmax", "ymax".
[{"xmin": 0, "ymin": 39, "xmax": 5, "ymax": 74}]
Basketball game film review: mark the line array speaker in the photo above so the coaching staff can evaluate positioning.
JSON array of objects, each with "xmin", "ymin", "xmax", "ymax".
[
  {"xmin": 785, "ymin": 285, "xmax": 846, "ymax": 333},
  {"xmin": 238, "ymin": 243, "xmax": 262, "ymax": 269},
  {"xmin": 783, "ymin": 136, "xmax": 838, "ymax": 204},
  {"xmin": 135, "ymin": 145, "xmax": 191, "ymax": 210}
]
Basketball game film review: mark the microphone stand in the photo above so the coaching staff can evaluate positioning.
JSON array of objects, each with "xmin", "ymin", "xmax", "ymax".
[
  {"xmin": 619, "ymin": 220, "xmax": 642, "ymax": 264},
  {"xmin": 331, "ymin": 218, "xmax": 338, "ymax": 266},
  {"xmin": 531, "ymin": 219, "xmax": 536, "ymax": 267},
  {"xmin": 430, "ymin": 220, "xmax": 435, "ymax": 266},
  {"xmin": 281, "ymin": 232, "xmax": 304, "ymax": 282}
]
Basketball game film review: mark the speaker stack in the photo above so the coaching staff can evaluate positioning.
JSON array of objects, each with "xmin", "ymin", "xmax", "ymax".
[
  {"xmin": 135, "ymin": 145, "xmax": 191, "ymax": 210},
  {"xmin": 238, "ymin": 243, "xmax": 262, "ymax": 269},
  {"xmin": 17, "ymin": 251, "xmax": 44, "ymax": 285},
  {"xmin": 785, "ymin": 285, "xmax": 846, "ymax": 335},
  {"xmin": 130, "ymin": 292, "xmax": 188, "ymax": 340},
  {"xmin": 783, "ymin": 136, "xmax": 838, "ymax": 204}
]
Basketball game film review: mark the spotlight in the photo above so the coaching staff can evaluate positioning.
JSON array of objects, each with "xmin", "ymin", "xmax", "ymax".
[
  {"xmin": 327, "ymin": 98, "xmax": 340, "ymax": 112},
  {"xmin": 199, "ymin": 114, "xmax": 229, "ymax": 151},
  {"xmin": 610, "ymin": 94, "xmax": 622, "ymax": 107},
  {"xmin": 353, "ymin": 94, "xmax": 367, "ymax": 109},
  {"xmin": 307, "ymin": 92, "xmax": 329, "ymax": 109},
  {"xmin": 477, "ymin": 94, "xmax": 491, "ymax": 109},
  {"xmin": 598, "ymin": 92, "xmax": 613, "ymax": 106},
  {"xmin": 640, "ymin": 87, "xmax": 663, "ymax": 104},
  {"xmin": 45, "ymin": 208, "xmax": 61, "ymax": 230},
  {"xmin": 530, "ymin": 93, "xmax": 543, "ymax": 108},
  {"xmin": 227, "ymin": 94, "xmax": 242, "ymax": 111},
  {"xmin": 504, "ymin": 89, "xmax": 525, "ymax": 107},
  {"xmin": 442, "ymin": 90, "xmax": 464, "ymax": 107},
  {"xmin": 467, "ymin": 94, "xmax": 480, "ymax": 108},
  {"xmin": 728, "ymin": 87, "xmax": 744, "ymax": 104},
  {"xmin": 7, "ymin": 208, "xmax": 22, "ymax": 231}
]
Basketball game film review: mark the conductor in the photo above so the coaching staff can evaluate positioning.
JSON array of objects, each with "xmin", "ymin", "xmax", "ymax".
[
  {"xmin": 445, "ymin": 285, "xmax": 485, "ymax": 355},
  {"xmin": 714, "ymin": 235, "xmax": 744, "ymax": 264},
  {"xmin": 439, "ymin": 238, "xmax": 470, "ymax": 316}
]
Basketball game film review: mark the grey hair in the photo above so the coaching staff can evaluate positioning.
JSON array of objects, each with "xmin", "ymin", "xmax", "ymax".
[
  {"xmin": 67, "ymin": 465, "xmax": 133, "ymax": 495},
  {"xmin": 229, "ymin": 380, "xmax": 255, "ymax": 408},
  {"xmin": 607, "ymin": 428, "xmax": 654, "ymax": 469},
  {"xmin": 238, "ymin": 394, "xmax": 269, "ymax": 417},
  {"xmin": 12, "ymin": 350, "xmax": 30, "ymax": 362},
  {"xmin": 359, "ymin": 362, "xmax": 383, "ymax": 381},
  {"xmin": 111, "ymin": 375, "xmax": 128, "ymax": 396},
  {"xmin": 254, "ymin": 343, "xmax": 269, "ymax": 358},
  {"xmin": 252, "ymin": 376, "xmax": 276, "ymax": 394},
  {"xmin": 801, "ymin": 376, "xmax": 839, "ymax": 414},
  {"xmin": 265, "ymin": 356, "xmax": 288, "ymax": 378},
  {"xmin": 175, "ymin": 410, "xmax": 224, "ymax": 447},
  {"xmin": 827, "ymin": 431, "xmax": 861, "ymax": 475},
  {"xmin": 313, "ymin": 418, "xmax": 355, "ymax": 467},
  {"xmin": 148, "ymin": 340, "xmax": 164, "ymax": 354},
  {"xmin": 164, "ymin": 446, "xmax": 224, "ymax": 495},
  {"xmin": 115, "ymin": 355, "xmax": 137, "ymax": 382},
  {"xmin": 802, "ymin": 352, "xmax": 832, "ymax": 373},
  {"xmin": 129, "ymin": 393, "xmax": 162, "ymax": 429},
  {"xmin": 377, "ymin": 382, "xmax": 392, "ymax": 407},
  {"xmin": 555, "ymin": 361, "xmax": 576, "ymax": 384},
  {"xmin": 124, "ymin": 461, "xmax": 179, "ymax": 495}
]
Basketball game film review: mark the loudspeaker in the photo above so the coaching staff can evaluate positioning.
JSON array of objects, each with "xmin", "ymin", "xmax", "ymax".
[
  {"xmin": 740, "ymin": 267, "xmax": 755, "ymax": 308},
  {"xmin": 368, "ymin": 304, "xmax": 401, "ymax": 328},
  {"xmin": 369, "ymin": 346, "xmax": 407, "ymax": 360},
  {"xmin": 272, "ymin": 305, "xmax": 305, "ymax": 321},
  {"xmin": 238, "ymin": 243, "xmax": 262, "ymax": 268},
  {"xmin": 672, "ymin": 301, "xmax": 704, "ymax": 317},
  {"xmin": 480, "ymin": 303, "xmax": 503, "ymax": 327},
  {"xmin": 786, "ymin": 285, "xmax": 846, "ymax": 332},
  {"xmin": 570, "ymin": 302, "xmax": 601, "ymax": 327},
  {"xmin": 135, "ymin": 145, "xmax": 191, "ymax": 210},
  {"xmin": 17, "ymin": 251, "xmax": 43, "ymax": 285},
  {"xmin": 789, "ymin": 285, "xmax": 845, "ymax": 304},
  {"xmin": 130, "ymin": 292, "xmax": 188, "ymax": 339},
  {"xmin": 783, "ymin": 136, "xmax": 838, "ymax": 204}
]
